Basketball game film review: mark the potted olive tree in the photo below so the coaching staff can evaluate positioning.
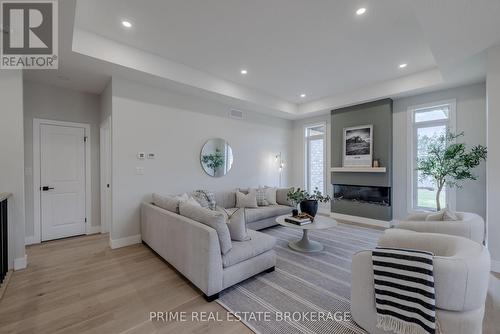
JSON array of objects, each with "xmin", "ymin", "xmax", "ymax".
[
  {"xmin": 417, "ymin": 132, "xmax": 487, "ymax": 211},
  {"xmin": 287, "ymin": 187, "xmax": 331, "ymax": 217}
]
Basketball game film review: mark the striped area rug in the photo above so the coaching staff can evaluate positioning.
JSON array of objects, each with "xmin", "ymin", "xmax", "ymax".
[{"xmin": 217, "ymin": 223, "xmax": 383, "ymax": 334}]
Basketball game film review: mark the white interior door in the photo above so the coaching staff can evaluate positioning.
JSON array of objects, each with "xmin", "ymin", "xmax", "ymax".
[
  {"xmin": 100, "ymin": 117, "xmax": 111, "ymax": 233},
  {"xmin": 40, "ymin": 124, "xmax": 86, "ymax": 241}
]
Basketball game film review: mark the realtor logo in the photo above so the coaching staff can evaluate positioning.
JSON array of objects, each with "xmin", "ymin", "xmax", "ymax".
[{"xmin": 1, "ymin": 0, "xmax": 58, "ymax": 69}]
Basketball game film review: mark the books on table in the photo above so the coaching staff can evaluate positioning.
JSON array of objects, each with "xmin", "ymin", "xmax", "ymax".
[{"xmin": 285, "ymin": 216, "xmax": 312, "ymax": 226}]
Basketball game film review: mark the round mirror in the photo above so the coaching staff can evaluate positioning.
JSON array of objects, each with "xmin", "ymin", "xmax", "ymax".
[{"xmin": 200, "ymin": 138, "xmax": 233, "ymax": 177}]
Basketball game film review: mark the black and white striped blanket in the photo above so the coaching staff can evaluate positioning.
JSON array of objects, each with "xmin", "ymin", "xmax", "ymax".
[{"xmin": 372, "ymin": 247, "xmax": 437, "ymax": 334}]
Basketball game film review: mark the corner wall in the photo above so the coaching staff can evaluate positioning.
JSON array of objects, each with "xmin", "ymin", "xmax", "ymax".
[
  {"xmin": 486, "ymin": 46, "xmax": 500, "ymax": 271},
  {"xmin": 0, "ymin": 70, "xmax": 26, "ymax": 269},
  {"xmin": 109, "ymin": 78, "xmax": 293, "ymax": 244}
]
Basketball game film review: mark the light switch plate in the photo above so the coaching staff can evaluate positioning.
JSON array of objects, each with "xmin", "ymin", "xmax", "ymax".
[{"xmin": 135, "ymin": 167, "xmax": 145, "ymax": 175}]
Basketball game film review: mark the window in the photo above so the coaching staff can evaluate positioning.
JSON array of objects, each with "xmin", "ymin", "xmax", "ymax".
[
  {"xmin": 407, "ymin": 100, "xmax": 456, "ymax": 211},
  {"xmin": 305, "ymin": 124, "xmax": 326, "ymax": 194}
]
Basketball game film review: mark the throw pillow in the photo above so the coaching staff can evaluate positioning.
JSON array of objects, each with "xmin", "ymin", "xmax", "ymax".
[
  {"xmin": 174, "ymin": 193, "xmax": 189, "ymax": 202},
  {"xmin": 216, "ymin": 206, "xmax": 251, "ymax": 241},
  {"xmin": 425, "ymin": 210, "xmax": 445, "ymax": 221},
  {"xmin": 152, "ymin": 193, "xmax": 179, "ymax": 213},
  {"xmin": 238, "ymin": 188, "xmax": 250, "ymax": 195},
  {"xmin": 264, "ymin": 186, "xmax": 277, "ymax": 205},
  {"xmin": 276, "ymin": 187, "xmax": 294, "ymax": 206},
  {"xmin": 443, "ymin": 209, "xmax": 459, "ymax": 221},
  {"xmin": 192, "ymin": 190, "xmax": 216, "ymax": 210},
  {"xmin": 256, "ymin": 187, "xmax": 269, "ymax": 206},
  {"xmin": 179, "ymin": 202, "xmax": 232, "ymax": 254},
  {"xmin": 236, "ymin": 190, "xmax": 258, "ymax": 208},
  {"xmin": 185, "ymin": 196, "xmax": 202, "ymax": 207}
]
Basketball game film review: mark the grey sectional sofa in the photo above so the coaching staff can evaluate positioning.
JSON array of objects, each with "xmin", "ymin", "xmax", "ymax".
[
  {"xmin": 141, "ymin": 189, "xmax": 294, "ymax": 301},
  {"xmin": 213, "ymin": 189, "xmax": 295, "ymax": 230}
]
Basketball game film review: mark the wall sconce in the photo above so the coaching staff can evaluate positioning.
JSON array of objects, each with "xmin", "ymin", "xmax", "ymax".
[{"xmin": 276, "ymin": 152, "xmax": 285, "ymax": 186}]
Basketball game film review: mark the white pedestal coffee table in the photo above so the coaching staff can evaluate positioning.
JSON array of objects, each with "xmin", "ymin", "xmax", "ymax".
[{"xmin": 276, "ymin": 214, "xmax": 337, "ymax": 252}]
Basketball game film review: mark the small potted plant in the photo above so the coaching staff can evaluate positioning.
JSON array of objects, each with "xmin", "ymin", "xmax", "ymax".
[{"xmin": 287, "ymin": 187, "xmax": 331, "ymax": 217}]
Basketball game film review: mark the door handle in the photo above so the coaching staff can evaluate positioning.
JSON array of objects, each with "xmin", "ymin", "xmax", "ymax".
[{"xmin": 41, "ymin": 186, "xmax": 55, "ymax": 191}]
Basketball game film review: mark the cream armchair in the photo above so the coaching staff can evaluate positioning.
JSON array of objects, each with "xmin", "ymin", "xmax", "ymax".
[
  {"xmin": 393, "ymin": 211, "xmax": 485, "ymax": 244},
  {"xmin": 351, "ymin": 229, "xmax": 491, "ymax": 334}
]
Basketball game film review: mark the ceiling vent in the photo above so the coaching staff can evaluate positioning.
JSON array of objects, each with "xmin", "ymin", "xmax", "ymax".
[{"xmin": 229, "ymin": 109, "xmax": 244, "ymax": 120}]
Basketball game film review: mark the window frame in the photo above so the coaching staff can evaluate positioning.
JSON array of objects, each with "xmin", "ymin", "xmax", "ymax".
[
  {"xmin": 304, "ymin": 122, "xmax": 327, "ymax": 194},
  {"xmin": 406, "ymin": 99, "xmax": 457, "ymax": 213}
]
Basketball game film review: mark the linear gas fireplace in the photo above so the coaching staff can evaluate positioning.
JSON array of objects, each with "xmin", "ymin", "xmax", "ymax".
[{"xmin": 333, "ymin": 184, "xmax": 391, "ymax": 207}]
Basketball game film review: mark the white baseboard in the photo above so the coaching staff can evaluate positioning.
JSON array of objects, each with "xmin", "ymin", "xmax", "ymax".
[
  {"xmin": 25, "ymin": 236, "xmax": 38, "ymax": 245},
  {"xmin": 87, "ymin": 225, "xmax": 101, "ymax": 235},
  {"xmin": 330, "ymin": 212, "xmax": 391, "ymax": 228},
  {"xmin": 491, "ymin": 260, "xmax": 500, "ymax": 273},
  {"xmin": 14, "ymin": 255, "xmax": 27, "ymax": 270},
  {"xmin": 109, "ymin": 234, "xmax": 142, "ymax": 249}
]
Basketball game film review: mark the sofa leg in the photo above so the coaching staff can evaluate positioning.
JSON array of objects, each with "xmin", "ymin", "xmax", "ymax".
[
  {"xmin": 265, "ymin": 266, "xmax": 275, "ymax": 273},
  {"xmin": 204, "ymin": 293, "xmax": 219, "ymax": 302}
]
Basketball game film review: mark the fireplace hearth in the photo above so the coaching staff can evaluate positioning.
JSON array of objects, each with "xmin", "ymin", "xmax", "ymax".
[{"xmin": 333, "ymin": 184, "xmax": 391, "ymax": 207}]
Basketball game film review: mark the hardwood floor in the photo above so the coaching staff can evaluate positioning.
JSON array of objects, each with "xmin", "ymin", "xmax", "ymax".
[
  {"xmin": 0, "ymin": 234, "xmax": 252, "ymax": 334},
  {"xmin": 1, "ymin": 233, "xmax": 499, "ymax": 334}
]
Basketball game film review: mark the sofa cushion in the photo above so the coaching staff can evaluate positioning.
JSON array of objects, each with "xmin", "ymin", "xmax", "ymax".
[
  {"xmin": 152, "ymin": 193, "xmax": 189, "ymax": 213},
  {"xmin": 222, "ymin": 230, "xmax": 276, "ymax": 268},
  {"xmin": 245, "ymin": 205, "xmax": 294, "ymax": 223},
  {"xmin": 179, "ymin": 202, "xmax": 232, "ymax": 255},
  {"xmin": 214, "ymin": 191, "xmax": 236, "ymax": 209},
  {"xmin": 276, "ymin": 187, "xmax": 294, "ymax": 206},
  {"xmin": 443, "ymin": 209, "xmax": 459, "ymax": 221},
  {"xmin": 216, "ymin": 207, "xmax": 250, "ymax": 241},
  {"xmin": 192, "ymin": 190, "xmax": 216, "ymax": 210},
  {"xmin": 256, "ymin": 187, "xmax": 269, "ymax": 206},
  {"xmin": 236, "ymin": 190, "xmax": 258, "ymax": 208},
  {"xmin": 264, "ymin": 186, "xmax": 277, "ymax": 205}
]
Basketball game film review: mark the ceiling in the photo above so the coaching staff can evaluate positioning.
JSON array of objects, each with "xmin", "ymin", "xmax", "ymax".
[{"xmin": 24, "ymin": 0, "xmax": 500, "ymax": 119}]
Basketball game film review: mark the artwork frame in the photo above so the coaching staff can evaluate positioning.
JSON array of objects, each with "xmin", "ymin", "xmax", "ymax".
[{"xmin": 343, "ymin": 124, "xmax": 373, "ymax": 167}]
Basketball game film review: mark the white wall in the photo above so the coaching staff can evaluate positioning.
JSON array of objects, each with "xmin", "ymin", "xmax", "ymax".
[
  {"xmin": 393, "ymin": 83, "xmax": 487, "ymax": 220},
  {"xmin": 110, "ymin": 78, "xmax": 293, "ymax": 242},
  {"xmin": 0, "ymin": 70, "xmax": 26, "ymax": 269},
  {"xmin": 291, "ymin": 114, "xmax": 332, "ymax": 213},
  {"xmin": 23, "ymin": 81, "xmax": 101, "ymax": 242},
  {"xmin": 486, "ymin": 45, "xmax": 500, "ymax": 272}
]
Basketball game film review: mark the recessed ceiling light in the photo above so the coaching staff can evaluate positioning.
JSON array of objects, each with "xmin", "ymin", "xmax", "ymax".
[
  {"xmin": 300, "ymin": 93, "xmax": 307, "ymax": 98},
  {"xmin": 356, "ymin": 8, "xmax": 367, "ymax": 15},
  {"xmin": 240, "ymin": 69, "xmax": 248, "ymax": 75},
  {"xmin": 121, "ymin": 20, "xmax": 132, "ymax": 28},
  {"xmin": 399, "ymin": 63, "xmax": 408, "ymax": 69}
]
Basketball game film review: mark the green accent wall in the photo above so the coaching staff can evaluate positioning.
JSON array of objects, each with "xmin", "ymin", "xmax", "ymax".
[{"xmin": 331, "ymin": 99, "xmax": 393, "ymax": 220}]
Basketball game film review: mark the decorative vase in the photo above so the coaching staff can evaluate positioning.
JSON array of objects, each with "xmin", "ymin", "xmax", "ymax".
[{"xmin": 300, "ymin": 200, "xmax": 318, "ymax": 217}]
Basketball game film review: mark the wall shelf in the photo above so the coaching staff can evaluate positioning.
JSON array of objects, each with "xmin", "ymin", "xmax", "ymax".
[{"xmin": 330, "ymin": 167, "xmax": 386, "ymax": 173}]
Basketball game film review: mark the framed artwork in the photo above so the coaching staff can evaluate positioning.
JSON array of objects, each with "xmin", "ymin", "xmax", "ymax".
[{"xmin": 343, "ymin": 125, "xmax": 373, "ymax": 167}]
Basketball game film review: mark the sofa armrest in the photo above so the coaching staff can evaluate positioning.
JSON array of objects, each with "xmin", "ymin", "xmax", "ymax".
[
  {"xmin": 393, "ymin": 220, "xmax": 484, "ymax": 244},
  {"xmin": 351, "ymin": 250, "xmax": 378, "ymax": 332},
  {"xmin": 404, "ymin": 212, "xmax": 430, "ymax": 221},
  {"xmin": 141, "ymin": 203, "xmax": 223, "ymax": 296}
]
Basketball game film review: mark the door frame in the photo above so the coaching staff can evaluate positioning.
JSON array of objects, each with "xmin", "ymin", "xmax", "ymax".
[
  {"xmin": 100, "ymin": 116, "xmax": 111, "ymax": 233},
  {"xmin": 32, "ymin": 118, "xmax": 92, "ymax": 244}
]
